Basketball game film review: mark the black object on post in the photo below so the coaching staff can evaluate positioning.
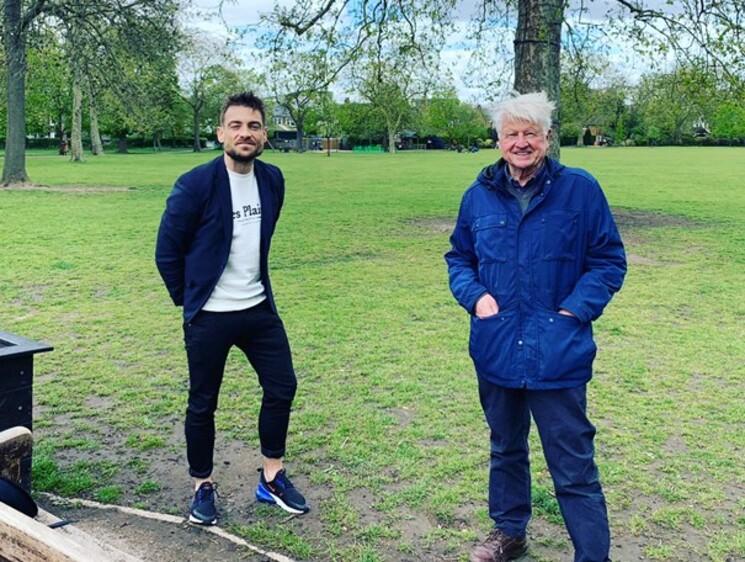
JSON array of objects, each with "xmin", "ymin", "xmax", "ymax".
[{"xmin": 0, "ymin": 331, "xmax": 53, "ymax": 492}]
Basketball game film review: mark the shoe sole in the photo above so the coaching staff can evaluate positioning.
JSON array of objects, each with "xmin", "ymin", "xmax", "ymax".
[
  {"xmin": 256, "ymin": 485, "xmax": 309, "ymax": 515},
  {"xmin": 509, "ymin": 545, "xmax": 528, "ymax": 560},
  {"xmin": 470, "ymin": 544, "xmax": 527, "ymax": 562},
  {"xmin": 188, "ymin": 514, "xmax": 217, "ymax": 525}
]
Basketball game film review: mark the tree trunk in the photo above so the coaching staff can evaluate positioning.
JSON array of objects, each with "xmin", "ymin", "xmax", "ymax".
[
  {"xmin": 70, "ymin": 66, "xmax": 83, "ymax": 162},
  {"xmin": 514, "ymin": 0, "xmax": 563, "ymax": 159},
  {"xmin": 117, "ymin": 137, "xmax": 128, "ymax": 153},
  {"xmin": 89, "ymin": 91, "xmax": 103, "ymax": 155},
  {"xmin": 2, "ymin": 0, "xmax": 29, "ymax": 185},
  {"xmin": 192, "ymin": 108, "xmax": 201, "ymax": 152},
  {"xmin": 387, "ymin": 125, "xmax": 396, "ymax": 154},
  {"xmin": 153, "ymin": 131, "xmax": 162, "ymax": 151},
  {"xmin": 295, "ymin": 122, "xmax": 305, "ymax": 152},
  {"xmin": 55, "ymin": 117, "xmax": 64, "ymax": 144}
]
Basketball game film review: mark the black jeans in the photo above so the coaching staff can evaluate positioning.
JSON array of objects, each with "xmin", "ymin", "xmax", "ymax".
[{"xmin": 183, "ymin": 300, "xmax": 297, "ymax": 478}]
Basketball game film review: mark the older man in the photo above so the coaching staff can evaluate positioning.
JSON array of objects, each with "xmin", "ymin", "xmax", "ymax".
[{"xmin": 445, "ymin": 92, "xmax": 626, "ymax": 562}]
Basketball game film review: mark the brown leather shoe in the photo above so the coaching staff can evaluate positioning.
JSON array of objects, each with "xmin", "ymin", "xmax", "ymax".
[{"xmin": 470, "ymin": 528, "xmax": 527, "ymax": 562}]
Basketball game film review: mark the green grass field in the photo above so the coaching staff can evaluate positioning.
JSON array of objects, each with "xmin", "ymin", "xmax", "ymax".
[{"xmin": 1, "ymin": 147, "xmax": 743, "ymax": 561}]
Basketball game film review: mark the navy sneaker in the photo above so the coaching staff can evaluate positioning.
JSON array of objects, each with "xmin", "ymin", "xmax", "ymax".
[
  {"xmin": 256, "ymin": 469, "xmax": 309, "ymax": 514},
  {"xmin": 189, "ymin": 482, "xmax": 217, "ymax": 525}
]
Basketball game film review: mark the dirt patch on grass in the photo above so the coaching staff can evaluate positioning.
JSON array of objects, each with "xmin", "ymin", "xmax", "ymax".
[
  {"xmin": 36, "ymin": 502, "xmax": 270, "ymax": 562},
  {"xmin": 3, "ymin": 184, "xmax": 134, "ymax": 193},
  {"xmin": 407, "ymin": 208, "xmax": 704, "ymax": 237},
  {"xmin": 626, "ymin": 254, "xmax": 662, "ymax": 266},
  {"xmin": 406, "ymin": 217, "xmax": 454, "ymax": 233},
  {"xmin": 612, "ymin": 208, "xmax": 702, "ymax": 230}
]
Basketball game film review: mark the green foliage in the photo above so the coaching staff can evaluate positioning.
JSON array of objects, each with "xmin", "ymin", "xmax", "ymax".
[
  {"xmin": 418, "ymin": 94, "xmax": 489, "ymax": 146},
  {"xmin": 710, "ymin": 100, "xmax": 745, "ymax": 144},
  {"xmin": 559, "ymin": 55, "xmax": 630, "ymax": 145},
  {"xmin": 634, "ymin": 66, "xmax": 717, "ymax": 145},
  {"xmin": 24, "ymin": 31, "xmax": 71, "ymax": 137},
  {"xmin": 135, "ymin": 481, "xmax": 161, "ymax": 494},
  {"xmin": 95, "ymin": 485, "xmax": 123, "ymax": 503}
]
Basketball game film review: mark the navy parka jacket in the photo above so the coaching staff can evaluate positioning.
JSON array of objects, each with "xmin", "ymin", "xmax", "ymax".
[
  {"xmin": 155, "ymin": 156, "xmax": 285, "ymax": 322},
  {"xmin": 445, "ymin": 158, "xmax": 626, "ymax": 389}
]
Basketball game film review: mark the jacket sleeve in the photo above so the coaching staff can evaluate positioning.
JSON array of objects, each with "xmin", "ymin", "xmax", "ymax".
[
  {"xmin": 275, "ymin": 168, "xmax": 285, "ymax": 223},
  {"xmin": 445, "ymin": 192, "xmax": 489, "ymax": 314},
  {"xmin": 155, "ymin": 180, "xmax": 202, "ymax": 306},
  {"xmin": 559, "ymin": 183, "xmax": 627, "ymax": 323}
]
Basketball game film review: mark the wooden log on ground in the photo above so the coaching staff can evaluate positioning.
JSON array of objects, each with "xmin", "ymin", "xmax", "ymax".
[
  {"xmin": 0, "ymin": 502, "xmax": 142, "ymax": 562},
  {"xmin": 0, "ymin": 427, "xmax": 32, "ymax": 483}
]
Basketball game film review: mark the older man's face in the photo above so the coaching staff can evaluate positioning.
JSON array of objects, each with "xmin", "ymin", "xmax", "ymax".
[{"xmin": 498, "ymin": 120, "xmax": 549, "ymax": 172}]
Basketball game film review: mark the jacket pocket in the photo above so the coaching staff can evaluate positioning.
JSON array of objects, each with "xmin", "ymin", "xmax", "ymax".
[
  {"xmin": 473, "ymin": 214, "xmax": 509, "ymax": 263},
  {"xmin": 537, "ymin": 310, "xmax": 596, "ymax": 381},
  {"xmin": 469, "ymin": 309, "xmax": 518, "ymax": 380},
  {"xmin": 540, "ymin": 210, "xmax": 579, "ymax": 261}
]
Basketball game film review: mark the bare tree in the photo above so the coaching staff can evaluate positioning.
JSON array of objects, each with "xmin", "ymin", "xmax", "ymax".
[
  {"xmin": 178, "ymin": 33, "xmax": 247, "ymax": 152},
  {"xmin": 257, "ymin": 0, "xmax": 375, "ymax": 151}
]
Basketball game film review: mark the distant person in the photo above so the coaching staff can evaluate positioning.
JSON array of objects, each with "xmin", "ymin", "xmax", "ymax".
[
  {"xmin": 156, "ymin": 92, "xmax": 309, "ymax": 526},
  {"xmin": 445, "ymin": 91, "xmax": 626, "ymax": 562}
]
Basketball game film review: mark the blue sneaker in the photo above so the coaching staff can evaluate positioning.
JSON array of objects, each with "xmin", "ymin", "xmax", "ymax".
[
  {"xmin": 189, "ymin": 482, "xmax": 217, "ymax": 525},
  {"xmin": 256, "ymin": 469, "xmax": 309, "ymax": 514}
]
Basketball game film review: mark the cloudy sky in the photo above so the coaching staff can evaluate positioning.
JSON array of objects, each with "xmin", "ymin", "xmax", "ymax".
[{"xmin": 187, "ymin": 0, "xmax": 668, "ymax": 102}]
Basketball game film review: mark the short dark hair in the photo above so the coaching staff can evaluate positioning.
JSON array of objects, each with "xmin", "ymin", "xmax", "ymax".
[{"xmin": 220, "ymin": 92, "xmax": 266, "ymax": 125}]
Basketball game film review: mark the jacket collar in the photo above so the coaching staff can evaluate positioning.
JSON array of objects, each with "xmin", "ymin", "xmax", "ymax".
[
  {"xmin": 478, "ymin": 157, "xmax": 564, "ymax": 192},
  {"xmin": 213, "ymin": 155, "xmax": 273, "ymax": 253}
]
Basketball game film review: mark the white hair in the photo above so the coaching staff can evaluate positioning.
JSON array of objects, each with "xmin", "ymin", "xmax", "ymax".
[{"xmin": 491, "ymin": 91, "xmax": 555, "ymax": 134}]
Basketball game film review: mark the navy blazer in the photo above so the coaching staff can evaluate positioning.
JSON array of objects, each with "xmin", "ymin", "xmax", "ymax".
[{"xmin": 155, "ymin": 156, "xmax": 285, "ymax": 322}]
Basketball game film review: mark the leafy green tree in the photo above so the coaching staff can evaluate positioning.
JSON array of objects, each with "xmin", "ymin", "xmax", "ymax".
[
  {"xmin": 633, "ymin": 66, "xmax": 716, "ymax": 145},
  {"xmin": 335, "ymin": 99, "xmax": 386, "ymax": 146},
  {"xmin": 711, "ymin": 99, "xmax": 745, "ymax": 144},
  {"xmin": 419, "ymin": 94, "xmax": 489, "ymax": 147},
  {"xmin": 268, "ymin": 51, "xmax": 329, "ymax": 152},
  {"xmin": 1, "ymin": 0, "xmax": 181, "ymax": 184},
  {"xmin": 24, "ymin": 30, "xmax": 71, "ymax": 141},
  {"xmin": 351, "ymin": 20, "xmax": 441, "ymax": 153}
]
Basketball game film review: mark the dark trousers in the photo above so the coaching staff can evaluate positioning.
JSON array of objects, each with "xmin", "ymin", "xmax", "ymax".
[
  {"xmin": 478, "ymin": 379, "xmax": 610, "ymax": 562},
  {"xmin": 183, "ymin": 300, "xmax": 297, "ymax": 478}
]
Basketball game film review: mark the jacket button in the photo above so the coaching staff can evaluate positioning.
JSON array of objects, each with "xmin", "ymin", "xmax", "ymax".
[
  {"xmin": 517, "ymin": 340, "xmax": 523, "ymax": 346},
  {"xmin": 549, "ymin": 318, "xmax": 554, "ymax": 323}
]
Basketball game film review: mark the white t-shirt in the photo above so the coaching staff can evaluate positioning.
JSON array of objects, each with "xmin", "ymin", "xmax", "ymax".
[{"xmin": 203, "ymin": 168, "xmax": 266, "ymax": 311}]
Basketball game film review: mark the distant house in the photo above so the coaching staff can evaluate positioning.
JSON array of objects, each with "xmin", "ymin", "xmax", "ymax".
[
  {"xmin": 269, "ymin": 105, "xmax": 297, "ymax": 147},
  {"xmin": 582, "ymin": 125, "xmax": 609, "ymax": 146},
  {"xmin": 397, "ymin": 130, "xmax": 418, "ymax": 150},
  {"xmin": 692, "ymin": 117, "xmax": 710, "ymax": 138}
]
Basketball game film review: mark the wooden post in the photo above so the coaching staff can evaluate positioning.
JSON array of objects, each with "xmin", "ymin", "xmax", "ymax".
[{"xmin": 0, "ymin": 427, "xmax": 32, "ymax": 484}]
